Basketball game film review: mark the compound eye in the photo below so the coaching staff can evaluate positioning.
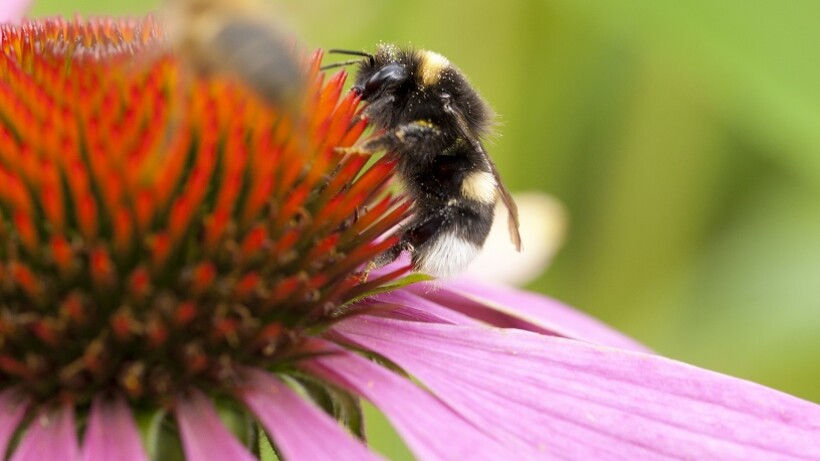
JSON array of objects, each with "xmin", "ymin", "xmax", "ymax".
[{"xmin": 362, "ymin": 63, "xmax": 407, "ymax": 99}]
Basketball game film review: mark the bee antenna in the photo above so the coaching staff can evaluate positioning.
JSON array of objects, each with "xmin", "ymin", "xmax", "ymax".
[
  {"xmin": 328, "ymin": 49, "xmax": 373, "ymax": 59},
  {"xmin": 328, "ymin": 49, "xmax": 375, "ymax": 65},
  {"xmin": 319, "ymin": 59, "xmax": 362, "ymax": 71}
]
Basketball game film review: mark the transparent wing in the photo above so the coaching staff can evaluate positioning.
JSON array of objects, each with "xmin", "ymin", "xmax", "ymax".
[
  {"xmin": 487, "ymin": 155, "xmax": 522, "ymax": 251},
  {"xmin": 444, "ymin": 104, "xmax": 522, "ymax": 251}
]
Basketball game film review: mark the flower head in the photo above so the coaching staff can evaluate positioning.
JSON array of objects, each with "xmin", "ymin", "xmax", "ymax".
[
  {"xmin": 0, "ymin": 15, "xmax": 409, "ymax": 459},
  {"xmin": 1, "ymin": 15, "xmax": 819, "ymax": 461}
]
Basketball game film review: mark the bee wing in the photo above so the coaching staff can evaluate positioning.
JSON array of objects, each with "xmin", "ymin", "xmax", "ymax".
[
  {"xmin": 487, "ymin": 154, "xmax": 523, "ymax": 251},
  {"xmin": 444, "ymin": 104, "xmax": 522, "ymax": 251}
]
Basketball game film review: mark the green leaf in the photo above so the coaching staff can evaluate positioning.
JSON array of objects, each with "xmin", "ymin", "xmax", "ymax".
[
  {"xmin": 296, "ymin": 376, "xmax": 366, "ymax": 440},
  {"xmin": 215, "ymin": 398, "xmax": 256, "ymax": 450},
  {"xmin": 259, "ymin": 429, "xmax": 280, "ymax": 461},
  {"xmin": 345, "ymin": 273, "xmax": 434, "ymax": 306},
  {"xmin": 135, "ymin": 409, "xmax": 185, "ymax": 461},
  {"xmin": 333, "ymin": 389, "xmax": 366, "ymax": 441}
]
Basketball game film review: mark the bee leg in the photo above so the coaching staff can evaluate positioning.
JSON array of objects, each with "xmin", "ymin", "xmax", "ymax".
[
  {"xmin": 371, "ymin": 238, "xmax": 413, "ymax": 269},
  {"xmin": 357, "ymin": 261, "xmax": 377, "ymax": 283},
  {"xmin": 366, "ymin": 210, "xmax": 445, "ymax": 276},
  {"xmin": 336, "ymin": 121, "xmax": 441, "ymax": 155},
  {"xmin": 363, "ymin": 121, "xmax": 442, "ymax": 152},
  {"xmin": 334, "ymin": 145, "xmax": 375, "ymax": 155},
  {"xmin": 357, "ymin": 238, "xmax": 412, "ymax": 282}
]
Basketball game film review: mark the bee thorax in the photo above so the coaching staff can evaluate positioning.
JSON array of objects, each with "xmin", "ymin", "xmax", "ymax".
[{"xmin": 418, "ymin": 50, "xmax": 450, "ymax": 87}]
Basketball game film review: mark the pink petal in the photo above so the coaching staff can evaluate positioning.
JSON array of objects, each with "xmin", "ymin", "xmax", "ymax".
[
  {"xmin": 336, "ymin": 317, "xmax": 820, "ymax": 461},
  {"xmin": 176, "ymin": 391, "xmax": 256, "ymax": 461},
  {"xmin": 239, "ymin": 368, "xmax": 385, "ymax": 461},
  {"xmin": 366, "ymin": 288, "xmax": 482, "ymax": 325},
  {"xmin": 10, "ymin": 404, "xmax": 78, "ymax": 461},
  {"xmin": 0, "ymin": 390, "xmax": 28, "ymax": 456},
  {"xmin": 405, "ymin": 278, "xmax": 650, "ymax": 352},
  {"xmin": 0, "ymin": 0, "xmax": 29, "ymax": 22},
  {"xmin": 81, "ymin": 396, "xmax": 150, "ymax": 461},
  {"xmin": 301, "ymin": 339, "xmax": 538, "ymax": 461}
]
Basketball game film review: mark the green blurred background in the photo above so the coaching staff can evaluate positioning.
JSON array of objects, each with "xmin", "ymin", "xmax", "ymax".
[{"xmin": 31, "ymin": 0, "xmax": 820, "ymax": 458}]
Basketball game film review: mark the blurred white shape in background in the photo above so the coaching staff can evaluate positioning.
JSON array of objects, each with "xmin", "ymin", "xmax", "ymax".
[{"xmin": 466, "ymin": 192, "xmax": 567, "ymax": 286}]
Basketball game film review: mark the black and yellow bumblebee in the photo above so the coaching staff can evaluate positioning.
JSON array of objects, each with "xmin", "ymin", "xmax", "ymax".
[
  {"xmin": 327, "ymin": 44, "xmax": 522, "ymax": 277},
  {"xmin": 160, "ymin": 3, "xmax": 522, "ymax": 277},
  {"xmin": 162, "ymin": 0, "xmax": 305, "ymax": 108}
]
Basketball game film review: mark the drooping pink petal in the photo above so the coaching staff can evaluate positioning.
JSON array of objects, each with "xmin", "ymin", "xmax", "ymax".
[
  {"xmin": 239, "ymin": 368, "xmax": 385, "ymax": 461},
  {"xmin": 404, "ymin": 278, "xmax": 650, "ymax": 352},
  {"xmin": 9, "ymin": 404, "xmax": 78, "ymax": 461},
  {"xmin": 336, "ymin": 317, "xmax": 820, "ymax": 461},
  {"xmin": 176, "ymin": 391, "xmax": 257, "ymax": 461},
  {"xmin": 0, "ymin": 390, "xmax": 28, "ymax": 456},
  {"xmin": 302, "ymin": 339, "xmax": 542, "ymax": 461},
  {"xmin": 0, "ymin": 0, "xmax": 29, "ymax": 22},
  {"xmin": 81, "ymin": 396, "xmax": 150, "ymax": 461}
]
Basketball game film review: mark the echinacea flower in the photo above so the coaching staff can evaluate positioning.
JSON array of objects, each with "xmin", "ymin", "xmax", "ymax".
[{"xmin": 1, "ymin": 15, "xmax": 819, "ymax": 461}]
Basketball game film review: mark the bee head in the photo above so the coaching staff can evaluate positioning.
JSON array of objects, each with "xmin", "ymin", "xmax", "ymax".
[
  {"xmin": 352, "ymin": 63, "xmax": 407, "ymax": 100},
  {"xmin": 326, "ymin": 45, "xmax": 420, "ymax": 102},
  {"xmin": 345, "ymin": 44, "xmax": 408, "ymax": 101},
  {"xmin": 325, "ymin": 45, "xmax": 491, "ymax": 134}
]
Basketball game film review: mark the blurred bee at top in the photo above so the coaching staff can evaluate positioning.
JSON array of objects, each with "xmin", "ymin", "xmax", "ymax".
[
  {"xmin": 325, "ymin": 45, "xmax": 522, "ymax": 277},
  {"xmin": 162, "ymin": 0, "xmax": 305, "ymax": 109}
]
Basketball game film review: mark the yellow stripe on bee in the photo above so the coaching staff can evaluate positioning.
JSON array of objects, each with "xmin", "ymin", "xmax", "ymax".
[
  {"xmin": 461, "ymin": 171, "xmax": 498, "ymax": 204},
  {"xmin": 419, "ymin": 51, "xmax": 450, "ymax": 87}
]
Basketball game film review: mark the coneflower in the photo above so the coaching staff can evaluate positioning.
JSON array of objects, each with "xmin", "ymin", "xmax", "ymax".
[
  {"xmin": 1, "ymin": 15, "xmax": 819, "ymax": 461},
  {"xmin": 0, "ymin": 15, "xmax": 405, "ymax": 460}
]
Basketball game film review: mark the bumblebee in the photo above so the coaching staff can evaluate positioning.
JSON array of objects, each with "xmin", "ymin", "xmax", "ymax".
[
  {"xmin": 162, "ymin": 0, "xmax": 305, "ymax": 108},
  {"xmin": 327, "ymin": 45, "xmax": 522, "ymax": 277}
]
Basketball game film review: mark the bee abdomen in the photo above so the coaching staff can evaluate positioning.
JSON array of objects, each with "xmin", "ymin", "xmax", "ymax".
[
  {"xmin": 460, "ymin": 170, "xmax": 498, "ymax": 204},
  {"xmin": 412, "ymin": 201, "xmax": 494, "ymax": 277},
  {"xmin": 211, "ymin": 21, "xmax": 304, "ymax": 107},
  {"xmin": 164, "ymin": 0, "xmax": 304, "ymax": 109}
]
